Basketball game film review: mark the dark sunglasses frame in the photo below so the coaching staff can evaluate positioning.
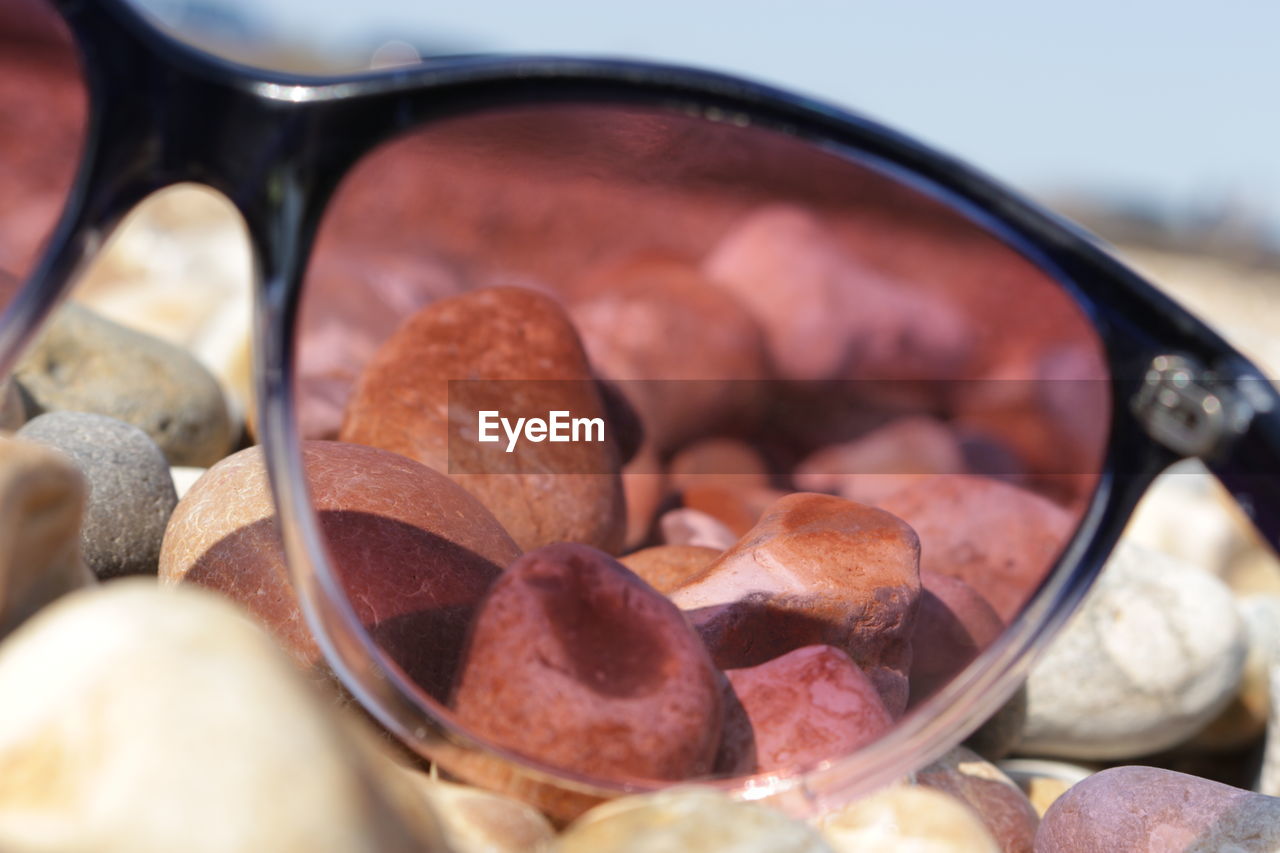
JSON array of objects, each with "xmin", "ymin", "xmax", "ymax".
[{"xmin": 9, "ymin": 0, "xmax": 1280, "ymax": 807}]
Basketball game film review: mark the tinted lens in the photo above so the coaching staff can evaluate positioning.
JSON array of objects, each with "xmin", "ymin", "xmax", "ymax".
[
  {"xmin": 294, "ymin": 105, "xmax": 1109, "ymax": 789},
  {"xmin": 0, "ymin": 0, "xmax": 87, "ymax": 300}
]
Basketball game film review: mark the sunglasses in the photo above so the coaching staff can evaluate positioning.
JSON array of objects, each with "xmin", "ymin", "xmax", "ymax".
[{"xmin": 6, "ymin": 0, "xmax": 1279, "ymax": 820}]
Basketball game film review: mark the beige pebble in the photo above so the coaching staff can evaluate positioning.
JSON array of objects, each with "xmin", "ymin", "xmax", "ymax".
[
  {"xmin": 396, "ymin": 769, "xmax": 555, "ymax": 853},
  {"xmin": 557, "ymin": 787, "xmax": 832, "ymax": 852},
  {"xmin": 816, "ymin": 785, "xmax": 999, "ymax": 852},
  {"xmin": 0, "ymin": 582, "xmax": 445, "ymax": 852}
]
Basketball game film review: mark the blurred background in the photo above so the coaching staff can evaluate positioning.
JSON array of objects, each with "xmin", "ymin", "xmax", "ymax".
[
  {"xmin": 120, "ymin": 0, "xmax": 1280, "ymax": 374},
  {"xmin": 125, "ymin": 0, "xmax": 1279, "ymax": 256}
]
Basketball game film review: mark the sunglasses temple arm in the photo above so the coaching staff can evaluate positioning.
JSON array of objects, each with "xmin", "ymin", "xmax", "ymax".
[{"xmin": 1207, "ymin": 374, "xmax": 1280, "ymax": 555}]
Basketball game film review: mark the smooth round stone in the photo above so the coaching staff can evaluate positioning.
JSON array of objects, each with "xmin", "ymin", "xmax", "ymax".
[
  {"xmin": 1037, "ymin": 766, "xmax": 1280, "ymax": 852},
  {"xmin": 910, "ymin": 571, "xmax": 1004, "ymax": 706},
  {"xmin": 659, "ymin": 507, "xmax": 739, "ymax": 551},
  {"xmin": 558, "ymin": 787, "xmax": 832, "ymax": 853},
  {"xmin": 996, "ymin": 759, "xmax": 1093, "ymax": 818},
  {"xmin": 570, "ymin": 254, "xmax": 770, "ymax": 451},
  {"xmin": 159, "ymin": 440, "xmax": 520, "ymax": 699},
  {"xmin": 1021, "ymin": 541, "xmax": 1247, "ymax": 760},
  {"xmin": 620, "ymin": 545, "xmax": 719, "ymax": 595},
  {"xmin": 0, "ymin": 437, "xmax": 93, "ymax": 636},
  {"xmin": 396, "ymin": 769, "xmax": 555, "ymax": 853},
  {"xmin": 340, "ymin": 286, "xmax": 625, "ymax": 553},
  {"xmin": 451, "ymin": 543, "xmax": 722, "ymax": 783},
  {"xmin": 0, "ymin": 582, "xmax": 446, "ymax": 852},
  {"xmin": 19, "ymin": 412, "xmax": 177, "ymax": 579},
  {"xmin": 721, "ymin": 645, "xmax": 892, "ymax": 774},
  {"xmin": 795, "ymin": 417, "xmax": 967, "ymax": 502},
  {"xmin": 878, "ymin": 474, "xmax": 1074, "ymax": 621},
  {"xmin": 816, "ymin": 785, "xmax": 999, "ymax": 852},
  {"xmin": 667, "ymin": 438, "xmax": 771, "ymax": 494},
  {"xmin": 14, "ymin": 303, "xmax": 234, "ymax": 467},
  {"xmin": 72, "ymin": 185, "xmax": 256, "ymax": 429},
  {"xmin": 703, "ymin": 203, "xmax": 971, "ymax": 382},
  {"xmin": 916, "ymin": 746, "xmax": 1039, "ymax": 853},
  {"xmin": 672, "ymin": 493, "xmax": 921, "ymax": 716}
]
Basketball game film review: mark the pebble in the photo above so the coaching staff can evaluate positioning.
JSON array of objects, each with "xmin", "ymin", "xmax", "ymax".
[
  {"xmin": 1021, "ymin": 541, "xmax": 1247, "ymax": 760},
  {"xmin": 19, "ymin": 412, "xmax": 177, "ymax": 579},
  {"xmin": 557, "ymin": 787, "xmax": 832, "ymax": 853},
  {"xmin": 878, "ymin": 474, "xmax": 1073, "ymax": 621},
  {"xmin": 0, "ymin": 582, "xmax": 446, "ymax": 852},
  {"xmin": 1036, "ymin": 766, "xmax": 1280, "ymax": 852},
  {"xmin": 570, "ymin": 254, "xmax": 770, "ymax": 450},
  {"xmin": 916, "ymin": 746, "xmax": 1039, "ymax": 853},
  {"xmin": 721, "ymin": 645, "xmax": 893, "ymax": 774},
  {"xmin": 659, "ymin": 507, "xmax": 739, "ymax": 551},
  {"xmin": 14, "ymin": 302, "xmax": 234, "ymax": 467},
  {"xmin": 72, "ymin": 185, "xmax": 256, "ymax": 428},
  {"xmin": 816, "ymin": 785, "xmax": 1000, "ymax": 852},
  {"xmin": 794, "ymin": 416, "xmax": 967, "ymax": 503},
  {"xmin": 620, "ymin": 545, "xmax": 719, "ymax": 594},
  {"xmin": 451, "ymin": 543, "xmax": 723, "ymax": 783},
  {"xmin": 159, "ymin": 440, "xmax": 520, "ymax": 699},
  {"xmin": 910, "ymin": 571, "xmax": 1004, "ymax": 706},
  {"xmin": 0, "ymin": 437, "xmax": 93, "ymax": 635},
  {"xmin": 396, "ymin": 769, "xmax": 556, "ymax": 853},
  {"xmin": 703, "ymin": 203, "xmax": 971, "ymax": 382},
  {"xmin": 672, "ymin": 492, "xmax": 920, "ymax": 716},
  {"xmin": 996, "ymin": 759, "xmax": 1093, "ymax": 818},
  {"xmin": 340, "ymin": 286, "xmax": 625, "ymax": 553},
  {"xmin": 667, "ymin": 437, "xmax": 772, "ymax": 493}
]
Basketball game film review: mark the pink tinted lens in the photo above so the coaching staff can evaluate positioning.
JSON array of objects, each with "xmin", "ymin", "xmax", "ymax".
[
  {"xmin": 0, "ymin": 0, "xmax": 87, "ymax": 301},
  {"xmin": 291, "ymin": 105, "xmax": 1109, "ymax": 791}
]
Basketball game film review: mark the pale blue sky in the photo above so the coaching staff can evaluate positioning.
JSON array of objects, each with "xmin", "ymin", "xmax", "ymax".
[{"xmin": 136, "ymin": 0, "xmax": 1280, "ymax": 239}]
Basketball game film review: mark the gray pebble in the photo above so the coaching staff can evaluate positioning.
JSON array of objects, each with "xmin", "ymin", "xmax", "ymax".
[
  {"xmin": 19, "ymin": 412, "xmax": 177, "ymax": 579},
  {"xmin": 15, "ymin": 303, "xmax": 232, "ymax": 466}
]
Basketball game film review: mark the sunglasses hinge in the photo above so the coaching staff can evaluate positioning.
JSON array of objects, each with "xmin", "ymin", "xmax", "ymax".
[{"xmin": 1131, "ymin": 354, "xmax": 1254, "ymax": 461}]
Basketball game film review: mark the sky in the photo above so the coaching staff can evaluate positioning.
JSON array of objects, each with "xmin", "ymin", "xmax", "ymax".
[{"xmin": 134, "ymin": 0, "xmax": 1280, "ymax": 241}]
